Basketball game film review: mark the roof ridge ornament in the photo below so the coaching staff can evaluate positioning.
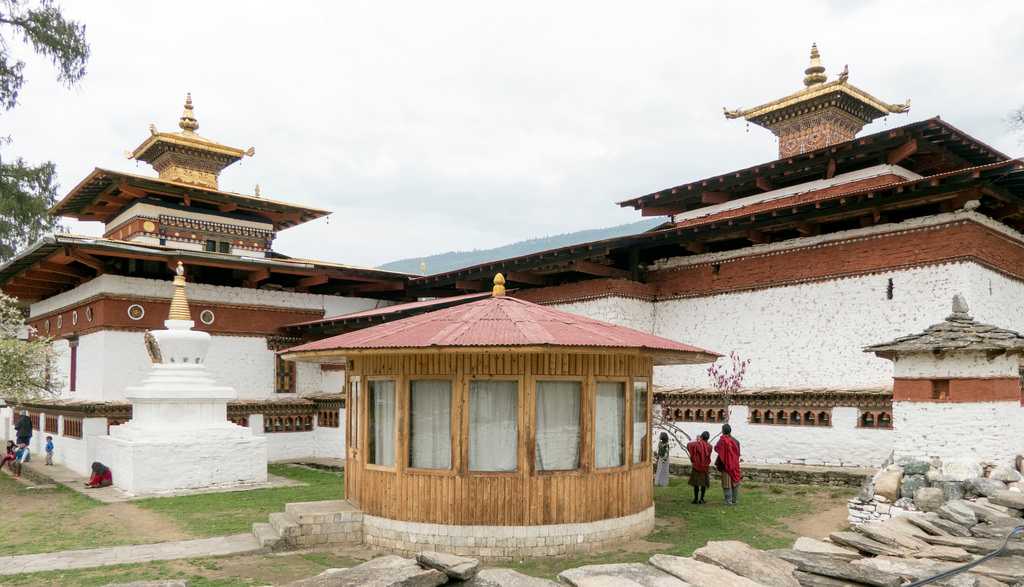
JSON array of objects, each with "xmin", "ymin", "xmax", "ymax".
[
  {"xmin": 179, "ymin": 93, "xmax": 199, "ymax": 134},
  {"xmin": 492, "ymin": 273, "xmax": 506, "ymax": 297},
  {"xmin": 803, "ymin": 43, "xmax": 827, "ymax": 87},
  {"xmin": 168, "ymin": 261, "xmax": 192, "ymax": 321},
  {"xmin": 948, "ymin": 294, "xmax": 971, "ymax": 321}
]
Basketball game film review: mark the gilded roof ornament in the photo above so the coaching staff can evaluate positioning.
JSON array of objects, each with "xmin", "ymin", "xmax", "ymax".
[
  {"xmin": 168, "ymin": 261, "xmax": 192, "ymax": 321},
  {"xmin": 179, "ymin": 93, "xmax": 199, "ymax": 133},
  {"xmin": 803, "ymin": 43, "xmax": 827, "ymax": 87},
  {"xmin": 492, "ymin": 273, "xmax": 506, "ymax": 297}
]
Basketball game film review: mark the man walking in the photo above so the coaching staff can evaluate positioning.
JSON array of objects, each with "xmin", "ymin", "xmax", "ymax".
[
  {"xmin": 686, "ymin": 431, "xmax": 712, "ymax": 504},
  {"xmin": 715, "ymin": 423, "xmax": 742, "ymax": 505}
]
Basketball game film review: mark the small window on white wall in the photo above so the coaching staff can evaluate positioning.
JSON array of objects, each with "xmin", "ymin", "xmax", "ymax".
[
  {"xmin": 535, "ymin": 380, "xmax": 581, "ymax": 471},
  {"xmin": 408, "ymin": 379, "xmax": 452, "ymax": 470},
  {"xmin": 595, "ymin": 381, "xmax": 626, "ymax": 468},
  {"xmin": 469, "ymin": 380, "xmax": 518, "ymax": 472},
  {"xmin": 368, "ymin": 379, "xmax": 396, "ymax": 467}
]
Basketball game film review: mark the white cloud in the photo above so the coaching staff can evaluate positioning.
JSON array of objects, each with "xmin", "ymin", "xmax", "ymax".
[{"xmin": 4, "ymin": 0, "xmax": 1022, "ymax": 267}]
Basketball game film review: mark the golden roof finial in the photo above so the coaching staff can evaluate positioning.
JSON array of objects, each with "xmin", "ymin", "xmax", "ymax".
[
  {"xmin": 492, "ymin": 273, "xmax": 506, "ymax": 297},
  {"xmin": 168, "ymin": 261, "xmax": 192, "ymax": 321},
  {"xmin": 179, "ymin": 93, "xmax": 199, "ymax": 133},
  {"xmin": 803, "ymin": 43, "xmax": 827, "ymax": 87}
]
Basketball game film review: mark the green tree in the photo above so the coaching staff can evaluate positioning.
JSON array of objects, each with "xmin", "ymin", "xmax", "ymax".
[
  {"xmin": 0, "ymin": 291, "xmax": 59, "ymax": 398},
  {"xmin": 1, "ymin": 0, "xmax": 89, "ymax": 262}
]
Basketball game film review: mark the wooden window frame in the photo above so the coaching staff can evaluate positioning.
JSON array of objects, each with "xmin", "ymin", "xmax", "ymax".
[
  {"xmin": 365, "ymin": 376, "xmax": 399, "ymax": 472},
  {"xmin": 533, "ymin": 376, "xmax": 586, "ymax": 476},
  {"xmin": 630, "ymin": 377, "xmax": 652, "ymax": 468},
  {"xmin": 404, "ymin": 376, "xmax": 458, "ymax": 476},
  {"xmin": 594, "ymin": 376, "xmax": 629, "ymax": 474},
  {"xmin": 274, "ymin": 354, "xmax": 296, "ymax": 394},
  {"xmin": 348, "ymin": 375, "xmax": 361, "ymax": 450},
  {"xmin": 465, "ymin": 375, "xmax": 523, "ymax": 477}
]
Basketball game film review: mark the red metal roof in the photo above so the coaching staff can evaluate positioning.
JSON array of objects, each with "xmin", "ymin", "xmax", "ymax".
[
  {"xmin": 286, "ymin": 292, "xmax": 491, "ymax": 328},
  {"xmin": 284, "ymin": 295, "xmax": 719, "ymax": 365}
]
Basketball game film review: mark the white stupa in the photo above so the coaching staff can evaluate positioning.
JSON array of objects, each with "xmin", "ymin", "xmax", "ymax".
[{"xmin": 94, "ymin": 262, "xmax": 267, "ymax": 495}]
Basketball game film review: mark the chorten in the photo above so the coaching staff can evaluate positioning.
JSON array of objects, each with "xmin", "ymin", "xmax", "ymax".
[
  {"xmin": 94, "ymin": 262, "xmax": 267, "ymax": 495},
  {"xmin": 725, "ymin": 44, "xmax": 910, "ymax": 158}
]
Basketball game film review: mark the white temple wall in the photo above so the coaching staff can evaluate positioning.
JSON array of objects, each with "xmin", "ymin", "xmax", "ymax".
[
  {"xmin": 892, "ymin": 352, "xmax": 1018, "ymax": 379},
  {"xmin": 893, "ymin": 401, "xmax": 1024, "ymax": 468},
  {"xmin": 314, "ymin": 408, "xmax": 346, "ymax": 459},
  {"xmin": 552, "ymin": 296, "xmax": 655, "ymax": 333},
  {"xmin": 664, "ymin": 405, "xmax": 892, "ymax": 468}
]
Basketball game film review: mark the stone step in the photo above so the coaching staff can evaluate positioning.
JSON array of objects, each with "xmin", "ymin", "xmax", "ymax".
[
  {"xmin": 252, "ymin": 522, "xmax": 283, "ymax": 550},
  {"xmin": 269, "ymin": 512, "xmax": 300, "ymax": 539},
  {"xmin": 284, "ymin": 499, "xmax": 362, "ymax": 525}
]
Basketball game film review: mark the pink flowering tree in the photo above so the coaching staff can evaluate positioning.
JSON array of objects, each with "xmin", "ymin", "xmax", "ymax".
[{"xmin": 706, "ymin": 351, "xmax": 749, "ymax": 424}]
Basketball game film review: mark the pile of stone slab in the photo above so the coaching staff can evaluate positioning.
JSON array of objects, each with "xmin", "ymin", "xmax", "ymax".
[
  {"xmin": 850, "ymin": 459, "xmax": 1023, "ymax": 525},
  {"xmin": 283, "ymin": 551, "xmax": 559, "ymax": 586}
]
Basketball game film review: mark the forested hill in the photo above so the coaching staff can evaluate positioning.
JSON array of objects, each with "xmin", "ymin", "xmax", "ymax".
[{"xmin": 379, "ymin": 218, "xmax": 663, "ymax": 275}]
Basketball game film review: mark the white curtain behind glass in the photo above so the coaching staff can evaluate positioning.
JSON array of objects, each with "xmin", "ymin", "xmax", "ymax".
[
  {"xmin": 633, "ymin": 380, "xmax": 648, "ymax": 463},
  {"xmin": 409, "ymin": 380, "xmax": 452, "ymax": 469},
  {"xmin": 369, "ymin": 380, "xmax": 395, "ymax": 466},
  {"xmin": 535, "ymin": 380, "xmax": 581, "ymax": 471},
  {"xmin": 469, "ymin": 380, "xmax": 518, "ymax": 471},
  {"xmin": 595, "ymin": 382, "xmax": 625, "ymax": 468}
]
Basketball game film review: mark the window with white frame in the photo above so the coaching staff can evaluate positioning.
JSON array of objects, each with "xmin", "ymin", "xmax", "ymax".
[
  {"xmin": 632, "ymin": 380, "xmax": 649, "ymax": 463},
  {"xmin": 535, "ymin": 380, "xmax": 581, "ymax": 471},
  {"xmin": 595, "ymin": 381, "xmax": 626, "ymax": 468},
  {"xmin": 408, "ymin": 379, "xmax": 452, "ymax": 469},
  {"xmin": 367, "ymin": 379, "xmax": 396, "ymax": 466},
  {"xmin": 469, "ymin": 379, "xmax": 518, "ymax": 472}
]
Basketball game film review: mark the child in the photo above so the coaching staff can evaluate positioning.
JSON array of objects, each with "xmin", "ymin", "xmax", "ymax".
[
  {"xmin": 85, "ymin": 462, "xmax": 112, "ymax": 488},
  {"xmin": 0, "ymin": 441, "xmax": 14, "ymax": 470},
  {"xmin": 13, "ymin": 444, "xmax": 29, "ymax": 478},
  {"xmin": 45, "ymin": 436, "xmax": 54, "ymax": 466}
]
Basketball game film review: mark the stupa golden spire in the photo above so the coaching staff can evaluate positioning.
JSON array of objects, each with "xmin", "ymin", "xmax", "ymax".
[
  {"xmin": 492, "ymin": 273, "xmax": 506, "ymax": 297},
  {"xmin": 179, "ymin": 93, "xmax": 199, "ymax": 133},
  {"xmin": 803, "ymin": 43, "xmax": 827, "ymax": 87},
  {"xmin": 168, "ymin": 262, "xmax": 192, "ymax": 321}
]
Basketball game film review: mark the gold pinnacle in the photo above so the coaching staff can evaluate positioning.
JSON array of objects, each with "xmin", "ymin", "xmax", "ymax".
[
  {"xmin": 492, "ymin": 273, "xmax": 506, "ymax": 297},
  {"xmin": 803, "ymin": 43, "xmax": 827, "ymax": 87},
  {"xmin": 168, "ymin": 261, "xmax": 192, "ymax": 321},
  {"xmin": 179, "ymin": 93, "xmax": 199, "ymax": 133}
]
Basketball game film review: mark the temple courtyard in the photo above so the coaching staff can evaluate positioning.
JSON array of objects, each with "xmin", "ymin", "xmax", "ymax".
[{"xmin": 0, "ymin": 466, "xmax": 853, "ymax": 585}]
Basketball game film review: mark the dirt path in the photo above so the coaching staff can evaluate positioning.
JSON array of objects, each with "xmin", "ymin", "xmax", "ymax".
[
  {"xmin": 78, "ymin": 503, "xmax": 191, "ymax": 543},
  {"xmin": 783, "ymin": 495, "xmax": 851, "ymax": 539}
]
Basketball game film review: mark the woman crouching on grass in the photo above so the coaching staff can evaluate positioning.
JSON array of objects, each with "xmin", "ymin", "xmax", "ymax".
[{"xmin": 85, "ymin": 462, "xmax": 113, "ymax": 488}]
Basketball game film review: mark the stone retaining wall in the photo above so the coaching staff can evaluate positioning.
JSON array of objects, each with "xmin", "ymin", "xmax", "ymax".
[{"xmin": 669, "ymin": 461, "xmax": 871, "ymax": 488}]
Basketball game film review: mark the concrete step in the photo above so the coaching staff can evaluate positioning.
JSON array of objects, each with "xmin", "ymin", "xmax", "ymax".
[
  {"xmin": 269, "ymin": 511, "xmax": 300, "ymax": 539},
  {"xmin": 285, "ymin": 499, "xmax": 362, "ymax": 525},
  {"xmin": 251, "ymin": 522, "xmax": 283, "ymax": 550}
]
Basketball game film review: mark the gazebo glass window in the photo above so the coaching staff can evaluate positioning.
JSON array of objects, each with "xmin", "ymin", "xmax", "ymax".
[
  {"xmin": 409, "ymin": 380, "xmax": 452, "ymax": 470},
  {"xmin": 368, "ymin": 379, "xmax": 396, "ymax": 466},
  {"xmin": 632, "ymin": 380, "xmax": 649, "ymax": 463},
  {"xmin": 469, "ymin": 380, "xmax": 518, "ymax": 472},
  {"xmin": 535, "ymin": 380, "xmax": 581, "ymax": 471},
  {"xmin": 595, "ymin": 382, "xmax": 626, "ymax": 468},
  {"xmin": 349, "ymin": 377, "xmax": 360, "ymax": 449}
]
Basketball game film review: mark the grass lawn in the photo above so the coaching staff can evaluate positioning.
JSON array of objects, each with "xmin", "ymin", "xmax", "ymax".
[
  {"xmin": 0, "ymin": 464, "xmax": 342, "ymax": 556},
  {"xmin": 135, "ymin": 464, "xmax": 344, "ymax": 537}
]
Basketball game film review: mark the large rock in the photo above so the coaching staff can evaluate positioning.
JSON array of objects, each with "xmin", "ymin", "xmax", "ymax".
[
  {"xmin": 938, "ymin": 500, "xmax": 978, "ymax": 527},
  {"xmin": 989, "ymin": 489, "xmax": 1024, "ymax": 510},
  {"xmin": 914, "ymin": 487, "xmax": 945, "ymax": 512},
  {"xmin": 792, "ymin": 537, "xmax": 860, "ymax": 560},
  {"xmin": 920, "ymin": 534, "xmax": 1024, "ymax": 556},
  {"xmin": 773, "ymin": 550, "xmax": 903, "ymax": 587},
  {"xmin": 557, "ymin": 563, "xmax": 685, "ymax": 586},
  {"xmin": 903, "ymin": 514, "xmax": 952, "ymax": 537},
  {"xmin": 990, "ymin": 466, "xmax": 1022, "ymax": 483},
  {"xmin": 940, "ymin": 481, "xmax": 965, "ymax": 503},
  {"xmin": 960, "ymin": 501, "xmax": 1024, "ymax": 525},
  {"xmin": 964, "ymin": 477, "xmax": 1006, "ymax": 498},
  {"xmin": 920, "ymin": 513, "xmax": 973, "ymax": 537},
  {"xmin": 902, "ymin": 460, "xmax": 932, "ymax": 476},
  {"xmin": 911, "ymin": 545, "xmax": 972, "ymax": 562},
  {"xmin": 854, "ymin": 522, "xmax": 929, "ymax": 550},
  {"xmin": 285, "ymin": 556, "xmax": 447, "ymax": 587},
  {"xmin": 693, "ymin": 541, "xmax": 799, "ymax": 587},
  {"xmin": 461, "ymin": 568, "xmax": 558, "ymax": 586},
  {"xmin": 791, "ymin": 572, "xmax": 863, "ymax": 587},
  {"xmin": 416, "ymin": 551, "xmax": 480, "ymax": 581},
  {"xmin": 971, "ymin": 556, "xmax": 1024, "ymax": 583},
  {"xmin": 852, "ymin": 556, "xmax": 978, "ymax": 587},
  {"xmin": 649, "ymin": 554, "xmax": 762, "ymax": 586},
  {"xmin": 828, "ymin": 532, "xmax": 905, "ymax": 557},
  {"xmin": 940, "ymin": 461, "xmax": 982, "ymax": 482},
  {"xmin": 901, "ymin": 474, "xmax": 927, "ymax": 499},
  {"xmin": 873, "ymin": 469, "xmax": 902, "ymax": 502}
]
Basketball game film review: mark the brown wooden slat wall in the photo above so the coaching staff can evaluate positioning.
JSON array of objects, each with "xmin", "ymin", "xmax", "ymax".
[{"xmin": 345, "ymin": 351, "xmax": 654, "ymax": 526}]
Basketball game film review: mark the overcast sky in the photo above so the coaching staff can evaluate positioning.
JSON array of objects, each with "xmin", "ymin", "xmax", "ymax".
[{"xmin": 4, "ymin": 1, "xmax": 1023, "ymax": 269}]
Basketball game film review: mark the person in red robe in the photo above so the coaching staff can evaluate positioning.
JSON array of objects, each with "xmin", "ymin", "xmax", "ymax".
[
  {"xmin": 714, "ymin": 423, "xmax": 742, "ymax": 505},
  {"xmin": 85, "ymin": 461, "xmax": 113, "ymax": 488},
  {"xmin": 686, "ymin": 431, "xmax": 712, "ymax": 504}
]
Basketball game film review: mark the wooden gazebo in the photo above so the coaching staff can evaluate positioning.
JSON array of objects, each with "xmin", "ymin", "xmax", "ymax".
[{"xmin": 283, "ymin": 275, "xmax": 717, "ymax": 557}]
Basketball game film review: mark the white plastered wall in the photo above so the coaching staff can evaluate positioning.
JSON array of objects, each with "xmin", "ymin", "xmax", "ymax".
[{"xmin": 893, "ymin": 402, "xmax": 1024, "ymax": 468}]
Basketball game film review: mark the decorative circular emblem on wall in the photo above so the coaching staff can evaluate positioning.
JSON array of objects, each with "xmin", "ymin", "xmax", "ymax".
[
  {"xmin": 142, "ymin": 220, "xmax": 157, "ymax": 233},
  {"xmin": 85, "ymin": 306, "xmax": 93, "ymax": 322},
  {"xmin": 127, "ymin": 304, "xmax": 145, "ymax": 321},
  {"xmin": 71, "ymin": 310, "xmax": 78, "ymax": 326},
  {"xmin": 199, "ymin": 309, "xmax": 215, "ymax": 325},
  {"xmin": 56, "ymin": 315, "xmax": 62, "ymax": 329}
]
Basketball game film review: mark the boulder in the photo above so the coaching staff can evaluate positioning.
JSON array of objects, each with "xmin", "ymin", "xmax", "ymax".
[
  {"xmin": 914, "ymin": 487, "xmax": 945, "ymax": 512},
  {"xmin": 964, "ymin": 477, "xmax": 1006, "ymax": 498},
  {"xmin": 960, "ymin": 501, "xmax": 1024, "ymax": 525},
  {"xmin": 971, "ymin": 556, "xmax": 1024, "ymax": 584},
  {"xmin": 938, "ymin": 500, "xmax": 978, "ymax": 527},
  {"xmin": 873, "ymin": 469, "xmax": 902, "ymax": 502},
  {"xmin": 940, "ymin": 481, "xmax": 964, "ymax": 503},
  {"xmin": 990, "ymin": 466, "xmax": 1022, "ymax": 483},
  {"xmin": 920, "ymin": 534, "xmax": 1024, "ymax": 556},
  {"xmin": 901, "ymin": 475, "xmax": 927, "ymax": 500},
  {"xmin": 989, "ymin": 489, "xmax": 1024, "ymax": 510},
  {"xmin": 828, "ymin": 532, "xmax": 905, "ymax": 557},
  {"xmin": 970, "ymin": 522, "xmax": 1023, "ymax": 539},
  {"xmin": 921, "ymin": 513, "xmax": 973, "ymax": 537},
  {"xmin": 649, "ymin": 554, "xmax": 762, "ymax": 586},
  {"xmin": 284, "ymin": 556, "xmax": 447, "ymax": 587},
  {"xmin": 940, "ymin": 461, "xmax": 982, "ymax": 482},
  {"xmin": 773, "ymin": 550, "xmax": 903, "ymax": 587},
  {"xmin": 852, "ymin": 556, "xmax": 977, "ymax": 587},
  {"xmin": 462, "ymin": 568, "xmax": 558, "ymax": 586},
  {"xmin": 792, "ymin": 537, "xmax": 860, "ymax": 561},
  {"xmin": 693, "ymin": 540, "xmax": 799, "ymax": 587},
  {"xmin": 558, "ymin": 563, "xmax": 686, "ymax": 586},
  {"xmin": 791, "ymin": 571, "xmax": 863, "ymax": 586},
  {"xmin": 854, "ymin": 523, "xmax": 929, "ymax": 550},
  {"xmin": 894, "ymin": 497, "xmax": 916, "ymax": 511},
  {"xmin": 416, "ymin": 551, "xmax": 480, "ymax": 581},
  {"xmin": 902, "ymin": 460, "xmax": 932, "ymax": 476},
  {"xmin": 910, "ymin": 545, "xmax": 972, "ymax": 562},
  {"xmin": 903, "ymin": 514, "xmax": 952, "ymax": 536},
  {"xmin": 1008, "ymin": 481, "xmax": 1024, "ymax": 493},
  {"xmin": 856, "ymin": 479, "xmax": 874, "ymax": 503}
]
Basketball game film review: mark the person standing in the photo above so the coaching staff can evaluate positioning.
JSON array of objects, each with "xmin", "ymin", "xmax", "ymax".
[
  {"xmin": 686, "ymin": 431, "xmax": 712, "ymax": 504},
  {"xmin": 714, "ymin": 423, "xmax": 742, "ymax": 505},
  {"xmin": 14, "ymin": 412, "xmax": 32, "ymax": 462},
  {"xmin": 45, "ymin": 436, "xmax": 54, "ymax": 466},
  {"xmin": 654, "ymin": 432, "xmax": 671, "ymax": 487}
]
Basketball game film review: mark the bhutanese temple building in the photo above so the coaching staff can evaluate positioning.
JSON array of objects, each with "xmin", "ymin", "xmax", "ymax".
[{"xmin": 2, "ymin": 45, "xmax": 1024, "ymax": 475}]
